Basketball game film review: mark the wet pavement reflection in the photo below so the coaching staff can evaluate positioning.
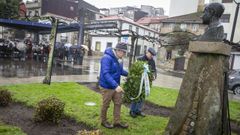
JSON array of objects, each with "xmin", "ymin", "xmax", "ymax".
[
  {"xmin": 0, "ymin": 58, "xmax": 99, "ymax": 78},
  {"xmin": 0, "ymin": 57, "xmax": 183, "ymax": 79}
]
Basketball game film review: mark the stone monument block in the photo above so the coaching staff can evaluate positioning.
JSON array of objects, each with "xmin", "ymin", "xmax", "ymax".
[
  {"xmin": 164, "ymin": 41, "xmax": 231, "ymax": 135},
  {"xmin": 189, "ymin": 41, "xmax": 231, "ymax": 56},
  {"xmin": 165, "ymin": 3, "xmax": 232, "ymax": 134}
]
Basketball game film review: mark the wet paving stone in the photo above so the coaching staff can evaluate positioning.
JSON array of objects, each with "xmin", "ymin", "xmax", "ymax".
[{"xmin": 0, "ymin": 59, "xmax": 98, "ymax": 78}]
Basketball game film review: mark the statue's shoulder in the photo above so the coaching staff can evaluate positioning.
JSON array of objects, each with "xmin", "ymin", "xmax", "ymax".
[
  {"xmin": 199, "ymin": 23, "xmax": 224, "ymax": 41},
  {"xmin": 211, "ymin": 23, "xmax": 223, "ymax": 31}
]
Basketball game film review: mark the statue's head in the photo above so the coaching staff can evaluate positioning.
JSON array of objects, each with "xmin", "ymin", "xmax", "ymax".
[{"xmin": 202, "ymin": 3, "xmax": 225, "ymax": 24}]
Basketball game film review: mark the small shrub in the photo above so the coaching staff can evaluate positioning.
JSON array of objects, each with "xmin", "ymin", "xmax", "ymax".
[
  {"xmin": 34, "ymin": 97, "xmax": 65, "ymax": 123},
  {"xmin": 0, "ymin": 89, "xmax": 12, "ymax": 107}
]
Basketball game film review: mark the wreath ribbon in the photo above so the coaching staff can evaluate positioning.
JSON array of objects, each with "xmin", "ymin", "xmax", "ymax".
[{"xmin": 130, "ymin": 64, "xmax": 150, "ymax": 100}]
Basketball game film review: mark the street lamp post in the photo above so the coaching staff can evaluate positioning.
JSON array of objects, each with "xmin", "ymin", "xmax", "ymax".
[
  {"xmin": 78, "ymin": 0, "xmax": 85, "ymax": 45},
  {"xmin": 230, "ymin": 0, "xmax": 240, "ymax": 42},
  {"xmin": 78, "ymin": 8, "xmax": 85, "ymax": 45}
]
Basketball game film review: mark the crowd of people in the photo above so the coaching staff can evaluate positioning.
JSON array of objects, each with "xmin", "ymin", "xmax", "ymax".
[
  {"xmin": 0, "ymin": 38, "xmax": 49, "ymax": 61},
  {"xmin": 0, "ymin": 39, "xmax": 86, "ymax": 65}
]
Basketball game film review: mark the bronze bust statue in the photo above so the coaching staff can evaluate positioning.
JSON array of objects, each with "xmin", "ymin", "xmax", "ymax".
[{"xmin": 199, "ymin": 3, "xmax": 225, "ymax": 41}]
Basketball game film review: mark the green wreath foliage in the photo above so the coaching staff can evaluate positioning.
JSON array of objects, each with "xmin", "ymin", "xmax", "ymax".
[{"xmin": 123, "ymin": 61, "xmax": 153, "ymax": 103}]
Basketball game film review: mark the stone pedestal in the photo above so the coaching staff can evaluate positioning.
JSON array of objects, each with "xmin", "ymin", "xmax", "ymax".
[
  {"xmin": 165, "ymin": 41, "xmax": 231, "ymax": 135},
  {"xmin": 189, "ymin": 41, "xmax": 231, "ymax": 56}
]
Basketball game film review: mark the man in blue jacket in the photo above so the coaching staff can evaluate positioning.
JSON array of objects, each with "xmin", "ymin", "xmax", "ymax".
[{"xmin": 99, "ymin": 42, "xmax": 128, "ymax": 129}]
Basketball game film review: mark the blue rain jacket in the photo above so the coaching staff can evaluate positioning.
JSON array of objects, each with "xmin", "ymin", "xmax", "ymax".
[{"xmin": 99, "ymin": 48, "xmax": 128, "ymax": 89}]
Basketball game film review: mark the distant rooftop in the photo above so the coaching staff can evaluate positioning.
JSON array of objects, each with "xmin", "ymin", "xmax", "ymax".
[
  {"xmin": 162, "ymin": 12, "xmax": 203, "ymax": 24},
  {"xmin": 136, "ymin": 16, "xmax": 168, "ymax": 25},
  {"xmin": 98, "ymin": 15, "xmax": 159, "ymax": 33}
]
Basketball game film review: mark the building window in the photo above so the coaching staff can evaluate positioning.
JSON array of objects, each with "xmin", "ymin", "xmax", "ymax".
[
  {"xmin": 220, "ymin": 14, "xmax": 231, "ymax": 23},
  {"xmin": 170, "ymin": 24, "xmax": 175, "ymax": 30},
  {"xmin": 180, "ymin": 24, "xmax": 187, "ymax": 31},
  {"xmin": 222, "ymin": 0, "xmax": 233, "ymax": 3},
  {"xmin": 95, "ymin": 41, "xmax": 101, "ymax": 51},
  {"xmin": 192, "ymin": 24, "xmax": 199, "ymax": 32},
  {"xmin": 136, "ymin": 27, "xmax": 139, "ymax": 34},
  {"xmin": 144, "ymin": 46, "xmax": 147, "ymax": 53},
  {"xmin": 34, "ymin": 10, "xmax": 39, "ymax": 16},
  {"xmin": 224, "ymin": 33, "xmax": 228, "ymax": 39},
  {"xmin": 106, "ymin": 42, "xmax": 112, "ymax": 48},
  {"xmin": 28, "ymin": 11, "xmax": 32, "ymax": 16},
  {"xmin": 129, "ymin": 25, "xmax": 132, "ymax": 31},
  {"xmin": 166, "ymin": 51, "xmax": 172, "ymax": 60}
]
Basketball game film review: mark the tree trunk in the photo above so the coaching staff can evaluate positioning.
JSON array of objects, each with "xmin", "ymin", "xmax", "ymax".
[{"xmin": 43, "ymin": 18, "xmax": 58, "ymax": 85}]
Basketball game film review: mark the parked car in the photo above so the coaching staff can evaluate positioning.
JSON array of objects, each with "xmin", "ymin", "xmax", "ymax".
[{"xmin": 229, "ymin": 69, "xmax": 240, "ymax": 95}]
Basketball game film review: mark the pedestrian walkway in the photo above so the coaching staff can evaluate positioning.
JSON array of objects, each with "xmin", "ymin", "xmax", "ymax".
[
  {"xmin": 0, "ymin": 74, "xmax": 98, "ymax": 86},
  {"xmin": 0, "ymin": 55, "xmax": 183, "ymax": 90},
  {"xmin": 0, "ymin": 72, "xmax": 182, "ymax": 90}
]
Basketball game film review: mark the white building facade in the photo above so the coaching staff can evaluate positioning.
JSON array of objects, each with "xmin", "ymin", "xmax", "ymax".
[
  {"xmin": 89, "ymin": 16, "xmax": 160, "ymax": 56},
  {"xmin": 91, "ymin": 36, "xmax": 119, "ymax": 52},
  {"xmin": 209, "ymin": 0, "xmax": 240, "ymax": 70},
  {"xmin": 210, "ymin": 0, "xmax": 240, "ymax": 43}
]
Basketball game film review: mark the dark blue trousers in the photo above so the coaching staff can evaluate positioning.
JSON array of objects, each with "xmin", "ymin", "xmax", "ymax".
[{"xmin": 130, "ymin": 99, "xmax": 144, "ymax": 114}]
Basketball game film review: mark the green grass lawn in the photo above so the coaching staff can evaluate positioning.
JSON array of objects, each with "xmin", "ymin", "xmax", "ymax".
[
  {"xmin": 1, "ymin": 82, "xmax": 240, "ymax": 135},
  {"xmin": 0, "ymin": 122, "xmax": 26, "ymax": 135},
  {"xmin": 229, "ymin": 100, "xmax": 240, "ymax": 123},
  {"xmin": 147, "ymin": 86, "xmax": 240, "ymax": 123},
  {"xmin": 2, "ymin": 83, "xmax": 168, "ymax": 135},
  {"xmin": 146, "ymin": 86, "xmax": 178, "ymax": 107}
]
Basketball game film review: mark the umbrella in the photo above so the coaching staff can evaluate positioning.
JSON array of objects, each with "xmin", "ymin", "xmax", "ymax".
[
  {"xmin": 81, "ymin": 44, "xmax": 89, "ymax": 51},
  {"xmin": 64, "ymin": 43, "xmax": 72, "ymax": 48},
  {"xmin": 16, "ymin": 42, "xmax": 27, "ymax": 51}
]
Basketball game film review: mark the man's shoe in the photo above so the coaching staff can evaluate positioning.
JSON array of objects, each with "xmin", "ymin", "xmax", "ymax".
[
  {"xmin": 114, "ymin": 123, "xmax": 129, "ymax": 129},
  {"xmin": 129, "ymin": 111, "xmax": 137, "ymax": 118},
  {"xmin": 101, "ymin": 121, "xmax": 114, "ymax": 129},
  {"xmin": 136, "ymin": 112, "xmax": 146, "ymax": 117}
]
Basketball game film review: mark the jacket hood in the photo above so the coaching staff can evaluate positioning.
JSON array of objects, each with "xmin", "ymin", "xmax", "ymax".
[{"xmin": 104, "ymin": 48, "xmax": 117, "ymax": 59}]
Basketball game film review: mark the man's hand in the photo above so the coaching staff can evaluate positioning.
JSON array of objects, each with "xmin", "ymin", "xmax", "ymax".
[
  {"xmin": 153, "ymin": 72, "xmax": 157, "ymax": 80},
  {"xmin": 153, "ymin": 75, "xmax": 157, "ymax": 80},
  {"xmin": 115, "ymin": 86, "xmax": 124, "ymax": 93}
]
